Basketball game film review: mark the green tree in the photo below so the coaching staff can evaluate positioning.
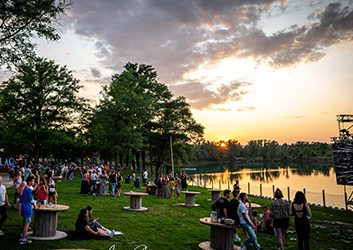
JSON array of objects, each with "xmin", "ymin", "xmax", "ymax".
[
  {"xmin": 0, "ymin": 57, "xmax": 87, "ymax": 161},
  {"xmin": 0, "ymin": 0, "xmax": 70, "ymax": 68},
  {"xmin": 89, "ymin": 63, "xmax": 171, "ymax": 166},
  {"xmin": 90, "ymin": 63, "xmax": 204, "ymax": 173},
  {"xmin": 147, "ymin": 96, "xmax": 204, "ymax": 174}
]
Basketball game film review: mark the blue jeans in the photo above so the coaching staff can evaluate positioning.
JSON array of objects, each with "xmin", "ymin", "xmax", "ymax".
[
  {"xmin": 110, "ymin": 183, "xmax": 116, "ymax": 195},
  {"xmin": 240, "ymin": 223, "xmax": 260, "ymax": 250}
]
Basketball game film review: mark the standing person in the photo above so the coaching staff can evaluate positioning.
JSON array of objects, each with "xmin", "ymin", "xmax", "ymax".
[
  {"xmin": 109, "ymin": 171, "xmax": 117, "ymax": 196},
  {"xmin": 81, "ymin": 169, "xmax": 90, "ymax": 194},
  {"xmin": 35, "ymin": 177, "xmax": 48, "ymax": 205},
  {"xmin": 174, "ymin": 176, "xmax": 181, "ymax": 198},
  {"xmin": 90, "ymin": 169, "xmax": 97, "ymax": 196},
  {"xmin": 100, "ymin": 170, "xmax": 108, "ymax": 195},
  {"xmin": 18, "ymin": 175, "xmax": 37, "ymax": 245},
  {"xmin": 228, "ymin": 189, "xmax": 240, "ymax": 223},
  {"xmin": 48, "ymin": 177, "xmax": 57, "ymax": 204},
  {"xmin": 180, "ymin": 173, "xmax": 187, "ymax": 190},
  {"xmin": 233, "ymin": 179, "xmax": 240, "ymax": 193},
  {"xmin": 0, "ymin": 176, "xmax": 11, "ymax": 236},
  {"xmin": 227, "ymin": 189, "xmax": 241, "ymax": 242},
  {"xmin": 271, "ymin": 188, "xmax": 290, "ymax": 250},
  {"xmin": 13, "ymin": 171, "xmax": 22, "ymax": 208},
  {"xmin": 237, "ymin": 193, "xmax": 260, "ymax": 250},
  {"xmin": 115, "ymin": 172, "xmax": 122, "ymax": 197},
  {"xmin": 142, "ymin": 170, "xmax": 148, "ymax": 185},
  {"xmin": 212, "ymin": 189, "xmax": 231, "ymax": 220},
  {"xmin": 290, "ymin": 191, "xmax": 312, "ymax": 250}
]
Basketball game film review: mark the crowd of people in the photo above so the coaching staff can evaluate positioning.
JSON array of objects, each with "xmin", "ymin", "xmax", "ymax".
[
  {"xmin": 0, "ymin": 161, "xmax": 68, "ymax": 244},
  {"xmin": 0, "ymin": 159, "xmax": 313, "ymax": 248},
  {"xmin": 212, "ymin": 183, "xmax": 312, "ymax": 250}
]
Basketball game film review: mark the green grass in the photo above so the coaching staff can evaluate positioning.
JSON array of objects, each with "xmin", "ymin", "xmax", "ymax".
[{"xmin": 1, "ymin": 178, "xmax": 353, "ymax": 249}]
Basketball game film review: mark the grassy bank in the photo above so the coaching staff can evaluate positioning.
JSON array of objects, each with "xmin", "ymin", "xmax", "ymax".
[{"xmin": 0, "ymin": 178, "xmax": 352, "ymax": 250}]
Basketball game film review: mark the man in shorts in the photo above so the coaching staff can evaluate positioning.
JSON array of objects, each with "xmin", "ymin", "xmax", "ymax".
[{"xmin": 18, "ymin": 175, "xmax": 36, "ymax": 245}]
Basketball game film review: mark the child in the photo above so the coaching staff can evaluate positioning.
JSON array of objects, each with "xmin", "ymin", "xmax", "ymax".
[
  {"xmin": 263, "ymin": 206, "xmax": 275, "ymax": 235},
  {"xmin": 251, "ymin": 210, "xmax": 262, "ymax": 231}
]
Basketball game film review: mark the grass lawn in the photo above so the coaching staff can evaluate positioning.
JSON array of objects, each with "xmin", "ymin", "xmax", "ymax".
[{"xmin": 0, "ymin": 178, "xmax": 352, "ymax": 249}]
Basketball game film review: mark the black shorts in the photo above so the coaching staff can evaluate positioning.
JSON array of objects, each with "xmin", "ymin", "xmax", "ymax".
[{"xmin": 273, "ymin": 218, "xmax": 289, "ymax": 229}]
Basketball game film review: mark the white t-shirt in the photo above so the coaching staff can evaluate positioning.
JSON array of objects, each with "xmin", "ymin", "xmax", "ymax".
[
  {"xmin": 0, "ymin": 184, "xmax": 6, "ymax": 206},
  {"xmin": 143, "ymin": 171, "xmax": 148, "ymax": 179},
  {"xmin": 237, "ymin": 201, "xmax": 250, "ymax": 225}
]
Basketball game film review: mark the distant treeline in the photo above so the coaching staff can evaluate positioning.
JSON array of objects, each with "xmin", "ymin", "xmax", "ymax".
[{"xmin": 187, "ymin": 139, "xmax": 333, "ymax": 164}]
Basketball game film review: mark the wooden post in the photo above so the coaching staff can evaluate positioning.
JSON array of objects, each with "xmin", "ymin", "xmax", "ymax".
[
  {"xmin": 344, "ymin": 185, "xmax": 348, "ymax": 211},
  {"xmin": 228, "ymin": 181, "xmax": 230, "ymax": 190},
  {"xmin": 248, "ymin": 183, "xmax": 250, "ymax": 195},
  {"xmin": 272, "ymin": 185, "xmax": 275, "ymax": 197},
  {"xmin": 260, "ymin": 184, "xmax": 263, "ymax": 197},
  {"xmin": 287, "ymin": 187, "xmax": 290, "ymax": 202},
  {"xmin": 219, "ymin": 181, "xmax": 221, "ymax": 190},
  {"xmin": 303, "ymin": 188, "xmax": 306, "ymax": 196},
  {"xmin": 322, "ymin": 190, "xmax": 326, "ymax": 208},
  {"xmin": 212, "ymin": 179, "xmax": 214, "ymax": 190}
]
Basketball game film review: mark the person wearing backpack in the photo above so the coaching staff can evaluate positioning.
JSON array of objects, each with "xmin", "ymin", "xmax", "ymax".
[{"xmin": 212, "ymin": 189, "xmax": 231, "ymax": 221}]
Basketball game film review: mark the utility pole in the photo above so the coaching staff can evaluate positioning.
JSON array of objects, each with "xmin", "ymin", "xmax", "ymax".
[{"xmin": 170, "ymin": 136, "xmax": 174, "ymax": 176}]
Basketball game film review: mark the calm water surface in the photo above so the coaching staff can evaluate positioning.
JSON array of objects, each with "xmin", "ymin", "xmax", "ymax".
[{"xmin": 187, "ymin": 166, "xmax": 353, "ymax": 209}]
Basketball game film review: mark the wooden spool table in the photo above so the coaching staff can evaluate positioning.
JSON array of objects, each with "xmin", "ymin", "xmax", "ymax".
[
  {"xmin": 199, "ymin": 217, "xmax": 240, "ymax": 250},
  {"xmin": 28, "ymin": 204, "xmax": 69, "ymax": 240},
  {"xmin": 123, "ymin": 192, "xmax": 149, "ymax": 211},
  {"xmin": 248, "ymin": 202, "xmax": 261, "ymax": 208},
  {"xmin": 179, "ymin": 191, "xmax": 201, "ymax": 207},
  {"xmin": 209, "ymin": 189, "xmax": 222, "ymax": 202}
]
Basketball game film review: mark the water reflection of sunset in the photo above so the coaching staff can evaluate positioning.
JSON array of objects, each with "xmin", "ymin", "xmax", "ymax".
[{"xmin": 190, "ymin": 167, "xmax": 353, "ymax": 209}]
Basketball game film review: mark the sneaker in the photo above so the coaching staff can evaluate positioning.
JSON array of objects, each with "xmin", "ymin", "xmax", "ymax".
[
  {"xmin": 113, "ymin": 230, "xmax": 123, "ymax": 236},
  {"xmin": 0, "ymin": 229, "xmax": 4, "ymax": 236},
  {"xmin": 108, "ymin": 230, "xmax": 114, "ymax": 238},
  {"xmin": 19, "ymin": 238, "xmax": 32, "ymax": 245},
  {"xmin": 234, "ymin": 234, "xmax": 241, "ymax": 243}
]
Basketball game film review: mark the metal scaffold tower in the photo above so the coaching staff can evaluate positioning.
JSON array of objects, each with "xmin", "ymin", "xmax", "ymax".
[{"xmin": 332, "ymin": 114, "xmax": 353, "ymax": 210}]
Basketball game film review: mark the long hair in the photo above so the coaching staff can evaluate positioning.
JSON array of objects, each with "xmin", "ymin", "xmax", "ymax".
[
  {"xmin": 293, "ymin": 191, "xmax": 307, "ymax": 204},
  {"xmin": 78, "ymin": 209, "xmax": 87, "ymax": 220}
]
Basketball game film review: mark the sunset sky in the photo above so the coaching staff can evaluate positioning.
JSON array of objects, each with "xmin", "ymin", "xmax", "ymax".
[{"xmin": 9, "ymin": 0, "xmax": 353, "ymax": 144}]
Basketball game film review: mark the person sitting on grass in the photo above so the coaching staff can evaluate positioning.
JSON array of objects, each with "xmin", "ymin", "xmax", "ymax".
[{"xmin": 75, "ymin": 209, "xmax": 113, "ymax": 239}]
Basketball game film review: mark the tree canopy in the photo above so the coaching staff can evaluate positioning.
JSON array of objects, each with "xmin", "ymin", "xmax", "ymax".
[
  {"xmin": 89, "ymin": 63, "xmax": 204, "ymax": 173},
  {"xmin": 0, "ymin": 0, "xmax": 70, "ymax": 68},
  {"xmin": 0, "ymin": 56, "xmax": 87, "ymax": 161}
]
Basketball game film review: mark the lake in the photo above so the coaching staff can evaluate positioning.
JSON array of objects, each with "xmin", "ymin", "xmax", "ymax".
[{"xmin": 185, "ymin": 165, "xmax": 353, "ymax": 210}]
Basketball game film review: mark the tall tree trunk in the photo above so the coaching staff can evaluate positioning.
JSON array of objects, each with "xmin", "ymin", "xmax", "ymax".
[
  {"xmin": 142, "ymin": 150, "xmax": 146, "ymax": 171},
  {"xmin": 136, "ymin": 151, "xmax": 140, "ymax": 171}
]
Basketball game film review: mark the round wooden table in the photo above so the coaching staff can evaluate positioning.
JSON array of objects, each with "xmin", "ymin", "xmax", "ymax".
[
  {"xmin": 249, "ymin": 202, "xmax": 261, "ymax": 208},
  {"xmin": 28, "ymin": 204, "xmax": 70, "ymax": 240},
  {"xmin": 199, "ymin": 217, "xmax": 240, "ymax": 250},
  {"xmin": 209, "ymin": 189, "xmax": 221, "ymax": 202},
  {"xmin": 179, "ymin": 191, "xmax": 201, "ymax": 207},
  {"xmin": 123, "ymin": 192, "xmax": 149, "ymax": 211}
]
